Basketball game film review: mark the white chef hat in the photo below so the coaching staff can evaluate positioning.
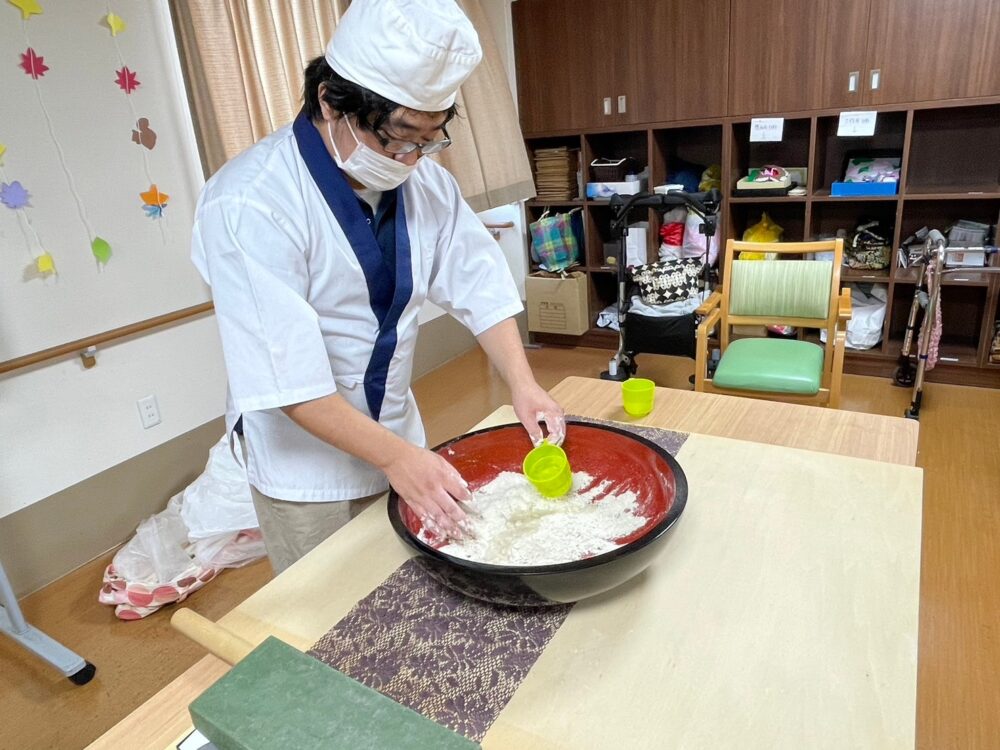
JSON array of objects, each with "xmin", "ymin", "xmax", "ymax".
[{"xmin": 325, "ymin": 0, "xmax": 483, "ymax": 112}]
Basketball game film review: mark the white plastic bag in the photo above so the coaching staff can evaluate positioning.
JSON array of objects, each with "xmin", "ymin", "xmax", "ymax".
[
  {"xmin": 821, "ymin": 284, "xmax": 887, "ymax": 350},
  {"xmin": 683, "ymin": 209, "xmax": 720, "ymax": 265},
  {"xmin": 181, "ymin": 437, "xmax": 258, "ymax": 540},
  {"xmin": 114, "ymin": 494, "xmax": 193, "ymax": 584},
  {"xmin": 660, "ymin": 210, "xmax": 719, "ymax": 265},
  {"xmin": 99, "ymin": 436, "xmax": 265, "ymax": 620}
]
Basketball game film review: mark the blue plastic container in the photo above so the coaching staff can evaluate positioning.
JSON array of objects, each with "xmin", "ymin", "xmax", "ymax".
[{"xmin": 830, "ymin": 181, "xmax": 899, "ymax": 197}]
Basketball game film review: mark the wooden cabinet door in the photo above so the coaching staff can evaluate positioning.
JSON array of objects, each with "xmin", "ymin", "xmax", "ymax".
[
  {"xmin": 571, "ymin": 1, "xmax": 631, "ymax": 129},
  {"xmin": 817, "ymin": 0, "xmax": 872, "ymax": 109},
  {"xmin": 513, "ymin": 0, "xmax": 628, "ymax": 133},
  {"xmin": 513, "ymin": 0, "xmax": 582, "ymax": 134},
  {"xmin": 628, "ymin": 0, "xmax": 730, "ymax": 123},
  {"xmin": 864, "ymin": 0, "xmax": 1000, "ymax": 104},
  {"xmin": 728, "ymin": 0, "xmax": 871, "ymax": 115}
]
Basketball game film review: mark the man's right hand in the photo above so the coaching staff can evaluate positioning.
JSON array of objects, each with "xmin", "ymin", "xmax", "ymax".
[
  {"xmin": 380, "ymin": 442, "xmax": 470, "ymax": 538},
  {"xmin": 282, "ymin": 393, "xmax": 470, "ymax": 537}
]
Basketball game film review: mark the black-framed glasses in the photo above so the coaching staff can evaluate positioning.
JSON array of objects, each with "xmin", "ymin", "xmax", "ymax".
[{"xmin": 372, "ymin": 125, "xmax": 452, "ymax": 156}]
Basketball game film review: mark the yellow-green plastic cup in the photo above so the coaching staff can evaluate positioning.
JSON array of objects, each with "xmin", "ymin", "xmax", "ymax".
[
  {"xmin": 622, "ymin": 377, "xmax": 655, "ymax": 417},
  {"xmin": 522, "ymin": 442, "xmax": 572, "ymax": 498}
]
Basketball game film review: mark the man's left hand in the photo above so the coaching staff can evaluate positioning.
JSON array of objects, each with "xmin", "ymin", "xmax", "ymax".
[{"xmin": 512, "ymin": 382, "xmax": 566, "ymax": 447}]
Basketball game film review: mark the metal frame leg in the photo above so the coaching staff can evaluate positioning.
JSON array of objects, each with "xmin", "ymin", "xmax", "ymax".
[
  {"xmin": 892, "ymin": 263, "xmax": 928, "ymax": 388},
  {"xmin": 906, "ymin": 252, "xmax": 945, "ymax": 420},
  {"xmin": 0, "ymin": 554, "xmax": 95, "ymax": 684}
]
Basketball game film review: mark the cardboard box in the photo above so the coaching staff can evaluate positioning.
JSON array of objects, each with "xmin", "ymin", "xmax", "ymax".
[{"xmin": 526, "ymin": 271, "xmax": 590, "ymax": 336}]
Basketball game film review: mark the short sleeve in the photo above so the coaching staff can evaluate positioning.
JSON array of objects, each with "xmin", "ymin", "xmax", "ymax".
[
  {"xmin": 425, "ymin": 173, "xmax": 524, "ymax": 336},
  {"xmin": 192, "ymin": 196, "xmax": 337, "ymax": 413}
]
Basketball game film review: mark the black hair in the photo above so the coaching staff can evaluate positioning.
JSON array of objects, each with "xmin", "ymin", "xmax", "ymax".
[{"xmin": 302, "ymin": 56, "xmax": 458, "ymax": 133}]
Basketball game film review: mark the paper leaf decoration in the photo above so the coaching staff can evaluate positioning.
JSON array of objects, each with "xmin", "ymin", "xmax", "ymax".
[
  {"xmin": 0, "ymin": 144, "xmax": 6, "ymax": 165},
  {"xmin": 9, "ymin": 0, "xmax": 43, "ymax": 20},
  {"xmin": 115, "ymin": 66, "xmax": 139, "ymax": 94},
  {"xmin": 140, "ymin": 184, "xmax": 169, "ymax": 206},
  {"xmin": 36, "ymin": 252, "xmax": 55, "ymax": 275},
  {"xmin": 0, "ymin": 180, "xmax": 30, "ymax": 209},
  {"xmin": 105, "ymin": 12, "xmax": 126, "ymax": 36},
  {"xmin": 92, "ymin": 236, "xmax": 112, "ymax": 264},
  {"xmin": 141, "ymin": 184, "xmax": 168, "ymax": 218},
  {"xmin": 20, "ymin": 48, "xmax": 49, "ymax": 79},
  {"xmin": 131, "ymin": 118, "xmax": 157, "ymax": 149}
]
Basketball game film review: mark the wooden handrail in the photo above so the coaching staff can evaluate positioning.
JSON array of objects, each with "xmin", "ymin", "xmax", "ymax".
[{"xmin": 0, "ymin": 301, "xmax": 215, "ymax": 375}]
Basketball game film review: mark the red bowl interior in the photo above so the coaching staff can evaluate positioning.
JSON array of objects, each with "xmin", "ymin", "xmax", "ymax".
[{"xmin": 399, "ymin": 423, "xmax": 678, "ymax": 550}]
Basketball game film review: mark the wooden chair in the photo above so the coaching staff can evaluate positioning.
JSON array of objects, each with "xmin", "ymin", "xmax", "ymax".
[{"xmin": 694, "ymin": 239, "xmax": 852, "ymax": 408}]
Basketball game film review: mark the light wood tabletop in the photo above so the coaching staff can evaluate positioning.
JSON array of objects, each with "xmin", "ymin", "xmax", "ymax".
[
  {"xmin": 89, "ymin": 378, "xmax": 922, "ymax": 750},
  {"xmin": 550, "ymin": 376, "xmax": 919, "ymax": 467}
]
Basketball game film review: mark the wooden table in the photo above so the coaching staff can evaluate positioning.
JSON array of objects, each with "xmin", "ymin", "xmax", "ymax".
[{"xmin": 90, "ymin": 377, "xmax": 922, "ymax": 749}]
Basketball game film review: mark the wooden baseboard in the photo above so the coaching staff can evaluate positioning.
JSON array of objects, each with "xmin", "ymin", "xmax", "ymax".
[{"xmin": 844, "ymin": 356, "xmax": 1000, "ymax": 388}]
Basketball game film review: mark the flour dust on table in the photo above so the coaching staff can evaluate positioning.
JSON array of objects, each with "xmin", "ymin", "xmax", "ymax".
[{"xmin": 425, "ymin": 471, "xmax": 645, "ymax": 565}]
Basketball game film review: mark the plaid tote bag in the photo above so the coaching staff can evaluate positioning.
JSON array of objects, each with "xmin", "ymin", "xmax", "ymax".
[{"xmin": 529, "ymin": 209, "xmax": 581, "ymax": 271}]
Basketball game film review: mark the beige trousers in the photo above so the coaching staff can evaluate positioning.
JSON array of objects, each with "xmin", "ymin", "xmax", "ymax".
[
  {"xmin": 239, "ymin": 435, "xmax": 381, "ymax": 574},
  {"xmin": 248, "ymin": 485, "xmax": 380, "ymax": 575}
]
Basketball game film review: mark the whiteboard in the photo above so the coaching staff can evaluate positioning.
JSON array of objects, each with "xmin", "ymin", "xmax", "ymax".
[{"xmin": 0, "ymin": 0, "xmax": 208, "ymax": 363}]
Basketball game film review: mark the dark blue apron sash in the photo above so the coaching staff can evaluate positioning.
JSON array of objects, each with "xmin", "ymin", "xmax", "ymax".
[{"xmin": 293, "ymin": 112, "xmax": 414, "ymax": 420}]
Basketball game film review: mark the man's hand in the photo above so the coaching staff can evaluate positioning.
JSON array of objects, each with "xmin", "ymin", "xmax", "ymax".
[
  {"xmin": 512, "ymin": 381, "xmax": 566, "ymax": 446},
  {"xmin": 380, "ymin": 442, "xmax": 470, "ymax": 537},
  {"xmin": 283, "ymin": 394, "xmax": 470, "ymax": 537},
  {"xmin": 477, "ymin": 318, "xmax": 567, "ymax": 447}
]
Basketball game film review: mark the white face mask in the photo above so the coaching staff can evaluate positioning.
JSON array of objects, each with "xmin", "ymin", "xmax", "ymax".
[{"xmin": 328, "ymin": 117, "xmax": 417, "ymax": 191}]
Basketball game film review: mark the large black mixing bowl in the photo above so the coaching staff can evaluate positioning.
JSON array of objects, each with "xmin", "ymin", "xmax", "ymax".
[{"xmin": 387, "ymin": 420, "xmax": 687, "ymax": 606}]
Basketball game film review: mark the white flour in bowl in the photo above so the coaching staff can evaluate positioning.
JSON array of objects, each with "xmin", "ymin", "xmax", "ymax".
[{"xmin": 426, "ymin": 471, "xmax": 645, "ymax": 566}]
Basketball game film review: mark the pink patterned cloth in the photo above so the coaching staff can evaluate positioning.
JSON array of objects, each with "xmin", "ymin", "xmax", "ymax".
[
  {"xmin": 98, "ymin": 530, "xmax": 263, "ymax": 620},
  {"xmin": 921, "ymin": 265, "xmax": 943, "ymax": 370},
  {"xmin": 99, "ymin": 561, "xmax": 218, "ymax": 620}
]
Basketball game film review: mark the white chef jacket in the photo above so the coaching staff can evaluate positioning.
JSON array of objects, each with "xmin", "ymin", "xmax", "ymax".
[{"xmin": 191, "ymin": 113, "xmax": 523, "ymax": 501}]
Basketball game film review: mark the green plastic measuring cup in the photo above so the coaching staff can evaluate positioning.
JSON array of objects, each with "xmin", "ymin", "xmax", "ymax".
[
  {"xmin": 622, "ymin": 377, "xmax": 655, "ymax": 416},
  {"xmin": 522, "ymin": 442, "xmax": 572, "ymax": 498}
]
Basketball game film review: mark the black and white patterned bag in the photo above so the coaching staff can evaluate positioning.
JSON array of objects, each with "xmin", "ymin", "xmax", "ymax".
[{"xmin": 631, "ymin": 258, "xmax": 704, "ymax": 305}]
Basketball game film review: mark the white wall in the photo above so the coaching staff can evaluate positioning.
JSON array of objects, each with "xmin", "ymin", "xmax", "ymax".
[
  {"xmin": 0, "ymin": 316, "xmax": 228, "ymax": 519},
  {"xmin": 479, "ymin": 204, "xmax": 528, "ymax": 299},
  {"xmin": 0, "ymin": 1, "xmax": 209, "ymax": 364}
]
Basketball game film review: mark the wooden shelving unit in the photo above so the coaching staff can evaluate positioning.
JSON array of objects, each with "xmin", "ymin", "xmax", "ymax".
[
  {"xmin": 513, "ymin": 0, "xmax": 1000, "ymax": 388},
  {"xmin": 525, "ymin": 100, "xmax": 1000, "ymax": 387}
]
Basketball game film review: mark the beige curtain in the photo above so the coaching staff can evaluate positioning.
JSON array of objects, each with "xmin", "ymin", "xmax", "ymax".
[{"xmin": 169, "ymin": 0, "xmax": 534, "ymax": 211}]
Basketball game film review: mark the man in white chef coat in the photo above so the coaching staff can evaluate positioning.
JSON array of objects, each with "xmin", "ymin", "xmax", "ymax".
[{"xmin": 192, "ymin": 0, "xmax": 565, "ymax": 573}]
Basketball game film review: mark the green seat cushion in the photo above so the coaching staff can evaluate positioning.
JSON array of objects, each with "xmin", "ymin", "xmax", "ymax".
[{"xmin": 713, "ymin": 338, "xmax": 824, "ymax": 395}]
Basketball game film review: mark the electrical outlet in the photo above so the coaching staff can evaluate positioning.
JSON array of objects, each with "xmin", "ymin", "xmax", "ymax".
[{"xmin": 137, "ymin": 395, "xmax": 161, "ymax": 429}]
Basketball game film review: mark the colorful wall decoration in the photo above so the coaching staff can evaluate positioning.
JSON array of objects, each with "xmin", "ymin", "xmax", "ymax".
[{"xmin": 0, "ymin": 0, "xmax": 208, "ymax": 362}]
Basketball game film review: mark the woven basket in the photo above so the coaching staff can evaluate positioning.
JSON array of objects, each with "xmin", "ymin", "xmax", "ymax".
[{"xmin": 590, "ymin": 157, "xmax": 632, "ymax": 182}]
